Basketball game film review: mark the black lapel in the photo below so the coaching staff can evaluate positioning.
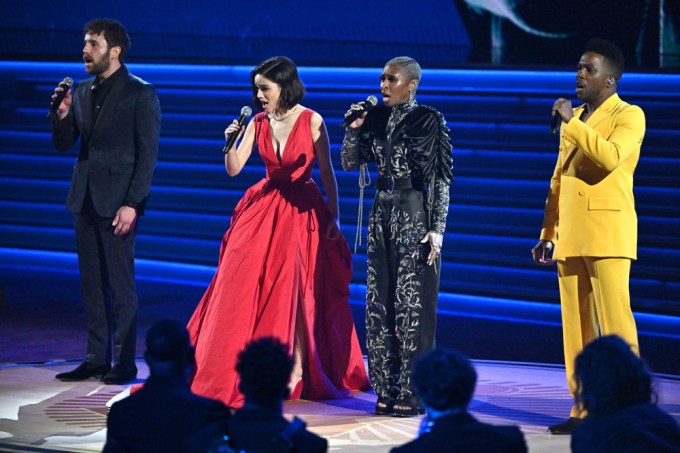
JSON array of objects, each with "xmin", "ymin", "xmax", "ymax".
[{"xmin": 81, "ymin": 78, "xmax": 96, "ymax": 139}]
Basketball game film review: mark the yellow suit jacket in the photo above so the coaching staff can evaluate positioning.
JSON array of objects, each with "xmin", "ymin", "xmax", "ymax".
[{"xmin": 540, "ymin": 93, "xmax": 646, "ymax": 260}]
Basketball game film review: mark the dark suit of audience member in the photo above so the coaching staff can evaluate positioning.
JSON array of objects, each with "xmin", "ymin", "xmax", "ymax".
[
  {"xmin": 104, "ymin": 320, "xmax": 229, "ymax": 453},
  {"xmin": 571, "ymin": 335, "xmax": 680, "ymax": 452},
  {"xmin": 188, "ymin": 337, "xmax": 327, "ymax": 452},
  {"xmin": 51, "ymin": 19, "xmax": 160, "ymax": 385},
  {"xmin": 390, "ymin": 348, "xmax": 527, "ymax": 453},
  {"xmin": 573, "ymin": 403, "xmax": 680, "ymax": 452}
]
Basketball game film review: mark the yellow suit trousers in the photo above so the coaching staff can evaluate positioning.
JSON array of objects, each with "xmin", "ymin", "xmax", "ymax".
[{"xmin": 557, "ymin": 256, "xmax": 639, "ymax": 418}]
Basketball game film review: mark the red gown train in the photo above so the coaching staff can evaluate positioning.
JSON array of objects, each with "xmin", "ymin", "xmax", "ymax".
[{"xmin": 187, "ymin": 109, "xmax": 370, "ymax": 407}]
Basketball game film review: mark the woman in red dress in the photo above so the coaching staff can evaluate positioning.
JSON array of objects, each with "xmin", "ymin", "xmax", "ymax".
[{"xmin": 187, "ymin": 56, "xmax": 370, "ymax": 408}]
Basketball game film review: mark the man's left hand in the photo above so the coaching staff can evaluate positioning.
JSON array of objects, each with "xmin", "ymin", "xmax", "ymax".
[{"xmin": 113, "ymin": 206, "xmax": 137, "ymax": 236}]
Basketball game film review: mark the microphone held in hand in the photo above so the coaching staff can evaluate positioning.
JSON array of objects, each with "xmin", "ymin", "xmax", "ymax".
[
  {"xmin": 223, "ymin": 106, "xmax": 253, "ymax": 154},
  {"xmin": 47, "ymin": 77, "xmax": 74, "ymax": 118},
  {"xmin": 340, "ymin": 95, "xmax": 378, "ymax": 128},
  {"xmin": 549, "ymin": 112, "xmax": 562, "ymax": 135}
]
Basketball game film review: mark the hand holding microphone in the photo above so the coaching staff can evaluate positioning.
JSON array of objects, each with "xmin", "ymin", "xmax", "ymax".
[
  {"xmin": 549, "ymin": 112, "xmax": 562, "ymax": 135},
  {"xmin": 223, "ymin": 106, "xmax": 253, "ymax": 154},
  {"xmin": 549, "ymin": 97, "xmax": 574, "ymax": 135},
  {"xmin": 48, "ymin": 77, "xmax": 74, "ymax": 119},
  {"xmin": 341, "ymin": 95, "xmax": 378, "ymax": 129}
]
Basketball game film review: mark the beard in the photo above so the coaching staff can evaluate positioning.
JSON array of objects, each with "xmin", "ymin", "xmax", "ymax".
[{"xmin": 85, "ymin": 50, "xmax": 111, "ymax": 75}]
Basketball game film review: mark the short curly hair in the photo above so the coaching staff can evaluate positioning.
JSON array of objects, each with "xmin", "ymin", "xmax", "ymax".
[
  {"xmin": 574, "ymin": 335, "xmax": 654, "ymax": 417},
  {"xmin": 83, "ymin": 18, "xmax": 131, "ymax": 63},
  {"xmin": 584, "ymin": 38, "xmax": 625, "ymax": 79},
  {"xmin": 412, "ymin": 348, "xmax": 477, "ymax": 411},
  {"xmin": 236, "ymin": 337, "xmax": 294, "ymax": 406}
]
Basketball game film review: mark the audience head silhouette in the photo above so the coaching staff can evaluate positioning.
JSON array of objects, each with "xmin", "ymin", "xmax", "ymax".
[
  {"xmin": 144, "ymin": 319, "xmax": 195, "ymax": 378},
  {"xmin": 390, "ymin": 348, "xmax": 528, "ymax": 452},
  {"xmin": 236, "ymin": 337, "xmax": 294, "ymax": 409},
  {"xmin": 104, "ymin": 320, "xmax": 230, "ymax": 453},
  {"xmin": 574, "ymin": 335, "xmax": 654, "ymax": 417},
  {"xmin": 185, "ymin": 337, "xmax": 328, "ymax": 452},
  {"xmin": 412, "ymin": 348, "xmax": 477, "ymax": 411}
]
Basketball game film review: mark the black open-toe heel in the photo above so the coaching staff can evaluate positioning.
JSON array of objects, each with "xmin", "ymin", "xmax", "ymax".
[
  {"xmin": 375, "ymin": 397, "xmax": 395, "ymax": 415},
  {"xmin": 393, "ymin": 397, "xmax": 425, "ymax": 417}
]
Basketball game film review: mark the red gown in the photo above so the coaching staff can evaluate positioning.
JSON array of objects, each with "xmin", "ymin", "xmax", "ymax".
[{"xmin": 187, "ymin": 109, "xmax": 370, "ymax": 407}]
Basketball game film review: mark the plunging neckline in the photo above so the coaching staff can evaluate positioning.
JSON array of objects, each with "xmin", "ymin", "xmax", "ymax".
[{"xmin": 268, "ymin": 108, "xmax": 307, "ymax": 165}]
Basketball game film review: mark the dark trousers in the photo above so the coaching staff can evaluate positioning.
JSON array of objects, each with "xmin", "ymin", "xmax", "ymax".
[
  {"xmin": 365, "ymin": 188, "xmax": 440, "ymax": 401},
  {"xmin": 74, "ymin": 198, "xmax": 138, "ymax": 367}
]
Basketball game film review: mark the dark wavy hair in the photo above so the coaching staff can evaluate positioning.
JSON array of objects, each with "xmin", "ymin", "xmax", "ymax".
[
  {"xmin": 584, "ymin": 38, "xmax": 625, "ymax": 80},
  {"xmin": 236, "ymin": 337, "xmax": 294, "ymax": 407},
  {"xmin": 574, "ymin": 335, "xmax": 655, "ymax": 417},
  {"xmin": 83, "ymin": 19, "xmax": 131, "ymax": 63},
  {"xmin": 412, "ymin": 348, "xmax": 477, "ymax": 411},
  {"xmin": 250, "ymin": 56, "xmax": 305, "ymax": 111}
]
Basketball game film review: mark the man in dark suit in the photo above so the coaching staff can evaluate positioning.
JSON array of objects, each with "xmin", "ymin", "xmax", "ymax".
[
  {"xmin": 104, "ymin": 320, "xmax": 230, "ymax": 453},
  {"xmin": 188, "ymin": 337, "xmax": 328, "ymax": 452},
  {"xmin": 391, "ymin": 348, "xmax": 527, "ymax": 453},
  {"xmin": 50, "ymin": 18, "xmax": 160, "ymax": 385}
]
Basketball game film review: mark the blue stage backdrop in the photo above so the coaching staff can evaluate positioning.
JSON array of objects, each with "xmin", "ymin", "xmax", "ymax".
[
  {"xmin": 1, "ymin": 61, "xmax": 680, "ymax": 372},
  {"xmin": 0, "ymin": 0, "xmax": 470, "ymax": 67},
  {"xmin": 1, "ymin": 60, "xmax": 679, "ymax": 315}
]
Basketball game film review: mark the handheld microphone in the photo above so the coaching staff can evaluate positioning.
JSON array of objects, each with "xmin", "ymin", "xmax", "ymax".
[
  {"xmin": 549, "ymin": 112, "xmax": 562, "ymax": 135},
  {"xmin": 340, "ymin": 95, "xmax": 378, "ymax": 128},
  {"xmin": 223, "ymin": 106, "xmax": 253, "ymax": 154},
  {"xmin": 47, "ymin": 77, "xmax": 74, "ymax": 118}
]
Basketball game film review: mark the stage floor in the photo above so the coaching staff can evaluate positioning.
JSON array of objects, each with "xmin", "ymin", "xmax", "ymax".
[
  {"xmin": 1, "ymin": 359, "xmax": 680, "ymax": 452},
  {"xmin": 2, "ymin": 250, "xmax": 680, "ymax": 452}
]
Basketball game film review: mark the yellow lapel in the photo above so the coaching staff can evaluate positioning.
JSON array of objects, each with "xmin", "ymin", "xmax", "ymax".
[{"xmin": 583, "ymin": 93, "xmax": 621, "ymax": 135}]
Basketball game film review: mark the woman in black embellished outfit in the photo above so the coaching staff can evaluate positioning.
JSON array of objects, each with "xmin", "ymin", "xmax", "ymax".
[{"xmin": 340, "ymin": 56, "xmax": 453, "ymax": 417}]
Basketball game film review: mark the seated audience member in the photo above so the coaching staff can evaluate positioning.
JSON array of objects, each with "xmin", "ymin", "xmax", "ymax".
[
  {"xmin": 189, "ymin": 337, "xmax": 327, "ymax": 452},
  {"xmin": 571, "ymin": 335, "xmax": 680, "ymax": 452},
  {"xmin": 390, "ymin": 348, "xmax": 527, "ymax": 453},
  {"xmin": 104, "ymin": 320, "xmax": 230, "ymax": 453}
]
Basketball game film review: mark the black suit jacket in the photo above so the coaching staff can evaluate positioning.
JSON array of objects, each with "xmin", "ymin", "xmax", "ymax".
[
  {"xmin": 52, "ymin": 66, "xmax": 160, "ymax": 217},
  {"xmin": 572, "ymin": 403, "xmax": 680, "ymax": 453},
  {"xmin": 104, "ymin": 375, "xmax": 230, "ymax": 453},
  {"xmin": 390, "ymin": 412, "xmax": 527, "ymax": 453},
  {"xmin": 187, "ymin": 406, "xmax": 328, "ymax": 453}
]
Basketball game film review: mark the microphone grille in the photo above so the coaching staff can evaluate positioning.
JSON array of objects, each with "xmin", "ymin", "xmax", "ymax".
[
  {"xmin": 241, "ymin": 106, "xmax": 253, "ymax": 116},
  {"xmin": 63, "ymin": 77, "xmax": 74, "ymax": 87},
  {"xmin": 366, "ymin": 95, "xmax": 378, "ymax": 107}
]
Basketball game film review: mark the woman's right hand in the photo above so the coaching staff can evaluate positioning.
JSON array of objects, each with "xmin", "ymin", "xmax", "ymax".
[
  {"xmin": 224, "ymin": 119, "xmax": 244, "ymax": 141},
  {"xmin": 344, "ymin": 103, "xmax": 367, "ymax": 129}
]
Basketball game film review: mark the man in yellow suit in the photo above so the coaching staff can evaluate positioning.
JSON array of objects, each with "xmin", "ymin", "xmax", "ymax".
[{"xmin": 532, "ymin": 38, "xmax": 646, "ymax": 435}]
